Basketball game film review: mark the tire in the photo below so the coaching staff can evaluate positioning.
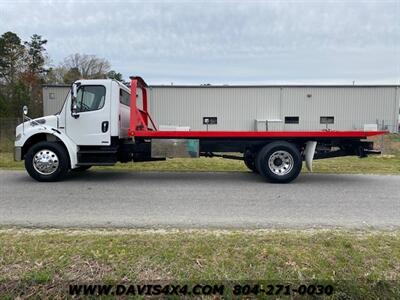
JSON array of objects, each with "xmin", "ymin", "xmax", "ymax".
[
  {"xmin": 24, "ymin": 141, "xmax": 69, "ymax": 182},
  {"xmin": 71, "ymin": 166, "xmax": 91, "ymax": 172},
  {"xmin": 255, "ymin": 141, "xmax": 302, "ymax": 183},
  {"xmin": 243, "ymin": 150, "xmax": 258, "ymax": 173}
]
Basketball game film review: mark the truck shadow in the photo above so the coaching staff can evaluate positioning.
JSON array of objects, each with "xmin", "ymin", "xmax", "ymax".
[
  {"xmin": 65, "ymin": 170, "xmax": 263, "ymax": 183},
  {"xmin": 63, "ymin": 170, "xmax": 368, "ymax": 185}
]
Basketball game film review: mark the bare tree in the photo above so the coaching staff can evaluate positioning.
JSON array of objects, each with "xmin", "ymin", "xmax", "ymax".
[
  {"xmin": 62, "ymin": 53, "xmax": 111, "ymax": 80},
  {"xmin": 45, "ymin": 66, "xmax": 68, "ymax": 84}
]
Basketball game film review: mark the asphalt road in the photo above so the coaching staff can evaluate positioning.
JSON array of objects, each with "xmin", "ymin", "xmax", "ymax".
[{"xmin": 0, "ymin": 170, "xmax": 399, "ymax": 229}]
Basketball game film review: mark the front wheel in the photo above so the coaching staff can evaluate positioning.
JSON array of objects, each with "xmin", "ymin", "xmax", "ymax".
[
  {"xmin": 255, "ymin": 141, "xmax": 302, "ymax": 183},
  {"xmin": 25, "ymin": 142, "xmax": 69, "ymax": 182}
]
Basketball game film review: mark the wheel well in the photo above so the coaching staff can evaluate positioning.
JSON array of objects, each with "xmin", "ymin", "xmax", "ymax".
[
  {"xmin": 22, "ymin": 134, "xmax": 70, "ymax": 167},
  {"xmin": 245, "ymin": 140, "xmax": 304, "ymax": 156}
]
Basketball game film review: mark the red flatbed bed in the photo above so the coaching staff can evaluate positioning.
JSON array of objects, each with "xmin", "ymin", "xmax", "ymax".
[
  {"xmin": 129, "ymin": 129, "xmax": 386, "ymax": 139},
  {"xmin": 125, "ymin": 76, "xmax": 388, "ymax": 183},
  {"xmin": 128, "ymin": 76, "xmax": 386, "ymax": 140}
]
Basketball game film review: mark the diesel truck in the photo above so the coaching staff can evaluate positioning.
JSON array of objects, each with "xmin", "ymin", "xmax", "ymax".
[{"xmin": 14, "ymin": 76, "xmax": 385, "ymax": 183}]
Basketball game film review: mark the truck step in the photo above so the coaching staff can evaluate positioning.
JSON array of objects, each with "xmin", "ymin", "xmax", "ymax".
[
  {"xmin": 77, "ymin": 150, "xmax": 117, "ymax": 154},
  {"xmin": 77, "ymin": 148, "xmax": 118, "ymax": 165},
  {"xmin": 76, "ymin": 162, "xmax": 116, "ymax": 166}
]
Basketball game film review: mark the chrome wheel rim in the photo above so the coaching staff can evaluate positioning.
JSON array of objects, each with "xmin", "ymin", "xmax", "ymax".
[
  {"xmin": 32, "ymin": 149, "xmax": 59, "ymax": 175},
  {"xmin": 268, "ymin": 151, "xmax": 294, "ymax": 176}
]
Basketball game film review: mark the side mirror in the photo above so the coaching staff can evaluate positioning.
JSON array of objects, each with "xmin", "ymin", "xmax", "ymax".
[
  {"xmin": 72, "ymin": 83, "xmax": 78, "ymax": 99},
  {"xmin": 23, "ymin": 105, "xmax": 28, "ymax": 116},
  {"xmin": 71, "ymin": 103, "xmax": 79, "ymax": 119},
  {"xmin": 71, "ymin": 83, "xmax": 80, "ymax": 119}
]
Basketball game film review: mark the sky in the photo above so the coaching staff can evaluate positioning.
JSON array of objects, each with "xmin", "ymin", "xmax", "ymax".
[{"xmin": 0, "ymin": 0, "xmax": 399, "ymax": 85}]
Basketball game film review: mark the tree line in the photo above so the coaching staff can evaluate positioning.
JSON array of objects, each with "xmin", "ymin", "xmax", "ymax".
[{"xmin": 0, "ymin": 31, "xmax": 123, "ymax": 118}]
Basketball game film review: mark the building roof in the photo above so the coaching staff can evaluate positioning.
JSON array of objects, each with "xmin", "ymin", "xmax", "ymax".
[
  {"xmin": 42, "ymin": 84, "xmax": 70, "ymax": 88},
  {"xmin": 42, "ymin": 83, "xmax": 400, "ymax": 89},
  {"xmin": 149, "ymin": 84, "xmax": 400, "ymax": 88}
]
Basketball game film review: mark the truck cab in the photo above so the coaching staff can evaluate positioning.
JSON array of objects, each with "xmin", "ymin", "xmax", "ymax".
[{"xmin": 14, "ymin": 79, "xmax": 133, "ymax": 181}]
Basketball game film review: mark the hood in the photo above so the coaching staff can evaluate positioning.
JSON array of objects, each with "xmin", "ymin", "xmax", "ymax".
[{"xmin": 15, "ymin": 115, "xmax": 58, "ymax": 140}]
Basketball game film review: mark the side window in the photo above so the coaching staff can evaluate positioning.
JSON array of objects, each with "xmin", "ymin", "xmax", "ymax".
[
  {"xmin": 119, "ymin": 89, "xmax": 130, "ymax": 107},
  {"xmin": 285, "ymin": 116, "xmax": 299, "ymax": 124},
  {"xmin": 76, "ymin": 86, "xmax": 106, "ymax": 112},
  {"xmin": 320, "ymin": 116, "xmax": 334, "ymax": 124}
]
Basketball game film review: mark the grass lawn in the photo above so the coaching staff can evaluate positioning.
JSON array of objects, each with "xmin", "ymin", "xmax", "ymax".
[
  {"xmin": 0, "ymin": 229, "xmax": 399, "ymax": 298},
  {"xmin": 1, "ymin": 152, "xmax": 400, "ymax": 174}
]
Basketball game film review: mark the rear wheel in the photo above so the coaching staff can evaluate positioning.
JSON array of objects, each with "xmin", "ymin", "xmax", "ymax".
[
  {"xmin": 25, "ymin": 142, "xmax": 69, "ymax": 182},
  {"xmin": 256, "ymin": 141, "xmax": 302, "ymax": 183}
]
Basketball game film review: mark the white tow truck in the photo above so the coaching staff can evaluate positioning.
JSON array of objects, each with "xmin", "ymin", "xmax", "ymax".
[{"xmin": 14, "ymin": 76, "xmax": 385, "ymax": 183}]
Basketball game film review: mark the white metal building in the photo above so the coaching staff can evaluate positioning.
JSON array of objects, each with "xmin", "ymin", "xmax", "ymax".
[
  {"xmin": 42, "ymin": 84, "xmax": 70, "ymax": 116},
  {"xmin": 43, "ymin": 84, "xmax": 400, "ymax": 133}
]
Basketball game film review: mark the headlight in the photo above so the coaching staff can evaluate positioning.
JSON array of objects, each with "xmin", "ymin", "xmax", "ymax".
[{"xmin": 15, "ymin": 133, "xmax": 21, "ymax": 141}]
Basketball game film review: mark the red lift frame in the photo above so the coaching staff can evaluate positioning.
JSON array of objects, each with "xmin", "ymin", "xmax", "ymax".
[{"xmin": 129, "ymin": 77, "xmax": 386, "ymax": 139}]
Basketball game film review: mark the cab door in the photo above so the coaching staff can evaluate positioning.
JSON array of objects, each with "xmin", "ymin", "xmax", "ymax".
[{"xmin": 65, "ymin": 84, "xmax": 111, "ymax": 146}]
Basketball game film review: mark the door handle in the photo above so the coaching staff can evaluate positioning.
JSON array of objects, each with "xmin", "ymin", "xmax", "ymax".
[{"xmin": 101, "ymin": 121, "xmax": 109, "ymax": 133}]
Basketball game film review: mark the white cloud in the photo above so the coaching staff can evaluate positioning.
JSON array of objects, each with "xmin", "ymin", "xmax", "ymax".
[{"xmin": 0, "ymin": 0, "xmax": 399, "ymax": 84}]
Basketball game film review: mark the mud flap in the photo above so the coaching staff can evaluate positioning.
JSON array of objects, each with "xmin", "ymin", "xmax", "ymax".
[{"xmin": 304, "ymin": 141, "xmax": 317, "ymax": 172}]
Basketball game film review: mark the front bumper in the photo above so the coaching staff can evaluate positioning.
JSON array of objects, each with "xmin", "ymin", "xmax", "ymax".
[{"xmin": 14, "ymin": 146, "xmax": 22, "ymax": 161}]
